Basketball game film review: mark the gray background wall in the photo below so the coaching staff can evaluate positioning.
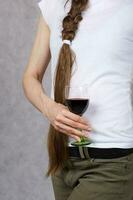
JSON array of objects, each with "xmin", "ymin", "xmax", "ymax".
[{"xmin": 0, "ymin": 1, "xmax": 54, "ymax": 199}]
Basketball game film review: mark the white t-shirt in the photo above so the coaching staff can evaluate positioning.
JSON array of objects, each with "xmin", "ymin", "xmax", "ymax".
[{"xmin": 38, "ymin": 0, "xmax": 133, "ymax": 148}]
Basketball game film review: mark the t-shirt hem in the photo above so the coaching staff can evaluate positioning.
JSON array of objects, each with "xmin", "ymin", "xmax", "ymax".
[{"xmin": 67, "ymin": 142, "xmax": 133, "ymax": 149}]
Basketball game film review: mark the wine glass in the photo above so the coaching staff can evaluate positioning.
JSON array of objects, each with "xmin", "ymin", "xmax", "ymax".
[{"xmin": 65, "ymin": 84, "xmax": 92, "ymax": 146}]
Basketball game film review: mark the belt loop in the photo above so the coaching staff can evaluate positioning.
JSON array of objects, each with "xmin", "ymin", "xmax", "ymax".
[
  {"xmin": 78, "ymin": 146, "xmax": 86, "ymax": 159},
  {"xmin": 83, "ymin": 147, "xmax": 91, "ymax": 159}
]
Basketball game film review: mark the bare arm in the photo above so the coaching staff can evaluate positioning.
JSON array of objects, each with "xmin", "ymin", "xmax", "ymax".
[
  {"xmin": 22, "ymin": 14, "xmax": 53, "ymax": 114},
  {"xmin": 22, "ymin": 14, "xmax": 92, "ymax": 140}
]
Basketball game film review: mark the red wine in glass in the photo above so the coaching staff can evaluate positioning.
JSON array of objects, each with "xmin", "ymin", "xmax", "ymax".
[
  {"xmin": 65, "ymin": 98, "xmax": 89, "ymax": 116},
  {"xmin": 65, "ymin": 85, "xmax": 92, "ymax": 146}
]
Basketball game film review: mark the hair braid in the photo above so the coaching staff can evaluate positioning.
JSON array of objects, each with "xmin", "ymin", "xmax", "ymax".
[{"xmin": 46, "ymin": 0, "xmax": 89, "ymax": 177}]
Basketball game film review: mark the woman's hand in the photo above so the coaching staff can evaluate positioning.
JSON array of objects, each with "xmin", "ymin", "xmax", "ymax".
[{"xmin": 42, "ymin": 98, "xmax": 92, "ymax": 141}]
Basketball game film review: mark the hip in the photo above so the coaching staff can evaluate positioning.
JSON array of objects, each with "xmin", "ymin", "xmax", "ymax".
[{"xmin": 51, "ymin": 151, "xmax": 133, "ymax": 199}]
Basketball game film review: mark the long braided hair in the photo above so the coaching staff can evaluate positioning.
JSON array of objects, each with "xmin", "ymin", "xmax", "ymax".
[{"xmin": 46, "ymin": 0, "xmax": 89, "ymax": 177}]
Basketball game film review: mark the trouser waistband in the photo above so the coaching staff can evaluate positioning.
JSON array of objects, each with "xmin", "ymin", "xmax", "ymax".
[{"xmin": 67, "ymin": 146, "xmax": 133, "ymax": 159}]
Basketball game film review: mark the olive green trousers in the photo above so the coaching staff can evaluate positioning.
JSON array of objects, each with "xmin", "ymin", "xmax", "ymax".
[{"xmin": 51, "ymin": 152, "xmax": 133, "ymax": 200}]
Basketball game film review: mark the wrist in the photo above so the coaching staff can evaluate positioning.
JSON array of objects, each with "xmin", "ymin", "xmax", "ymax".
[{"xmin": 40, "ymin": 91, "xmax": 56, "ymax": 117}]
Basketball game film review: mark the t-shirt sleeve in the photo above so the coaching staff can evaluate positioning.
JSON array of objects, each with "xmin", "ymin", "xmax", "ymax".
[{"xmin": 37, "ymin": 0, "xmax": 50, "ymax": 26}]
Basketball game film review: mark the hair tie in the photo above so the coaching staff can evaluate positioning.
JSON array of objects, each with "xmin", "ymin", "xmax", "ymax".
[{"xmin": 62, "ymin": 39, "xmax": 71, "ymax": 45}]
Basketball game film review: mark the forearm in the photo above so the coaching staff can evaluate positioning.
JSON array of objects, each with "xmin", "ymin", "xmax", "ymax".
[{"xmin": 22, "ymin": 75, "xmax": 54, "ymax": 116}]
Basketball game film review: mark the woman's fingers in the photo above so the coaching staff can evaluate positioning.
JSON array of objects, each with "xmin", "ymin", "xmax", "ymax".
[
  {"xmin": 54, "ymin": 121, "xmax": 89, "ymax": 138},
  {"xmin": 56, "ymin": 115, "xmax": 91, "ymax": 131},
  {"xmin": 54, "ymin": 125, "xmax": 81, "ymax": 141},
  {"xmin": 62, "ymin": 109, "xmax": 90, "ymax": 126}
]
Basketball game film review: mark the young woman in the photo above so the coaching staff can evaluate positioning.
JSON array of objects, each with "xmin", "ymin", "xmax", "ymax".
[{"xmin": 22, "ymin": 0, "xmax": 133, "ymax": 199}]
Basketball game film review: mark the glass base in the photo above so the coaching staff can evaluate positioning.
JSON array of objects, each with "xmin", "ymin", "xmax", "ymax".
[{"xmin": 71, "ymin": 136, "xmax": 92, "ymax": 146}]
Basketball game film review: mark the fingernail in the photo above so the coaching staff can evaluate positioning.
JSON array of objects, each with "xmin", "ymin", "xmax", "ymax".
[
  {"xmin": 87, "ymin": 127, "xmax": 92, "ymax": 131},
  {"xmin": 75, "ymin": 137, "xmax": 80, "ymax": 142}
]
